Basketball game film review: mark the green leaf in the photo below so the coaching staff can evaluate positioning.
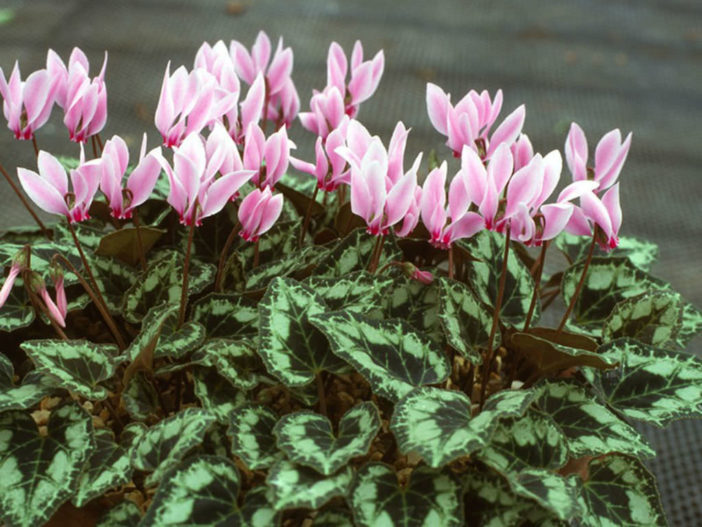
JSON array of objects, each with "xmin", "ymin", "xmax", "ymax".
[
  {"xmin": 313, "ymin": 229, "xmax": 401, "ymax": 278},
  {"xmin": 266, "ymin": 460, "xmax": 354, "ymax": 511},
  {"xmin": 192, "ymin": 368, "xmax": 247, "ymax": 422},
  {"xmin": 245, "ymin": 245, "xmax": 328, "ymax": 290},
  {"xmin": 258, "ymin": 278, "xmax": 347, "ymax": 387},
  {"xmin": 123, "ymin": 251, "xmax": 214, "ymax": 323},
  {"xmin": 0, "ymin": 355, "xmax": 57, "ymax": 413},
  {"xmin": 438, "ymin": 277, "xmax": 496, "ymax": 364},
  {"xmin": 274, "ymin": 402, "xmax": 380, "ymax": 476},
  {"xmin": 227, "ymin": 404, "xmax": 280, "ymax": 470},
  {"xmin": 532, "ymin": 381, "xmax": 654, "ymax": 458},
  {"xmin": 237, "ymin": 219, "xmax": 302, "ymax": 269},
  {"xmin": 311, "ymin": 508, "xmax": 354, "ymax": 526},
  {"xmin": 459, "ymin": 230, "xmax": 539, "ymax": 326},
  {"xmin": 560, "ymin": 257, "xmax": 669, "ymax": 336},
  {"xmin": 131, "ymin": 408, "xmax": 216, "ymax": 487},
  {"xmin": 193, "ymin": 339, "xmax": 261, "ymax": 391},
  {"xmin": 21, "ymin": 339, "xmax": 122, "ymax": 400},
  {"xmin": 384, "ymin": 274, "xmax": 443, "ymax": 343},
  {"xmin": 96, "ymin": 500, "xmax": 142, "ymax": 527},
  {"xmin": 0, "ymin": 403, "xmax": 95, "ymax": 527},
  {"xmin": 390, "ymin": 387, "xmax": 537, "ymax": 468},
  {"xmin": 579, "ymin": 455, "xmax": 666, "ymax": 527},
  {"xmin": 555, "ymin": 232, "xmax": 658, "ymax": 272},
  {"xmin": 90, "ymin": 254, "xmax": 141, "ymax": 313},
  {"xmin": 678, "ymin": 302, "xmax": 702, "ymax": 348},
  {"xmin": 585, "ymin": 338, "xmax": 702, "ymax": 426},
  {"xmin": 142, "ymin": 455, "xmax": 279, "ymax": 527},
  {"xmin": 276, "ymin": 182, "xmax": 325, "ymax": 220},
  {"xmin": 0, "ymin": 279, "xmax": 34, "ymax": 331},
  {"xmin": 350, "ymin": 463, "xmax": 464, "ymax": 527},
  {"xmin": 304, "ymin": 271, "xmax": 393, "ymax": 315},
  {"xmin": 508, "ymin": 468, "xmax": 581, "ymax": 522},
  {"xmin": 603, "ymin": 291, "xmax": 684, "ymax": 349},
  {"xmin": 96, "ymin": 226, "xmax": 164, "ymax": 267},
  {"xmin": 122, "ymin": 371, "xmax": 160, "ymax": 421},
  {"xmin": 153, "ymin": 310, "xmax": 206, "ymax": 360},
  {"xmin": 310, "ymin": 312, "xmax": 450, "ymax": 402},
  {"xmin": 73, "ymin": 428, "xmax": 134, "ymax": 507},
  {"xmin": 191, "ymin": 293, "xmax": 259, "ymax": 340}
]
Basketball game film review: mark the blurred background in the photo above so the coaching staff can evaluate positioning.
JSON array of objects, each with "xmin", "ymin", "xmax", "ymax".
[{"xmin": 0, "ymin": 0, "xmax": 700, "ymax": 522}]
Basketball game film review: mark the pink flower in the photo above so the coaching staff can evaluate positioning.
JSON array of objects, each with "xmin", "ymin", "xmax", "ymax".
[
  {"xmin": 290, "ymin": 117, "xmax": 350, "ymax": 191},
  {"xmin": 326, "ymin": 41, "xmax": 384, "ymax": 117},
  {"xmin": 426, "ymin": 83, "xmax": 525, "ymax": 159},
  {"xmin": 98, "ymin": 134, "xmax": 163, "ymax": 219},
  {"xmin": 565, "ymin": 122, "xmax": 632, "ymax": 191},
  {"xmin": 49, "ymin": 262, "xmax": 67, "ymax": 321},
  {"xmin": 154, "ymin": 63, "xmax": 236, "ymax": 147},
  {"xmin": 298, "ymin": 86, "xmax": 346, "ymax": 139},
  {"xmin": 395, "ymin": 185, "xmax": 422, "ymax": 237},
  {"xmin": 419, "ymin": 161, "xmax": 484, "ymax": 248},
  {"xmin": 412, "ymin": 268, "xmax": 434, "ymax": 284},
  {"xmin": 565, "ymin": 184, "xmax": 622, "ymax": 250},
  {"xmin": 18, "ymin": 148, "xmax": 101, "ymax": 223},
  {"xmin": 0, "ymin": 62, "xmax": 59, "ymax": 140},
  {"xmin": 238, "ymin": 187, "xmax": 284, "ymax": 242},
  {"xmin": 194, "ymin": 41, "xmax": 240, "ymax": 94},
  {"xmin": 0, "ymin": 263, "xmax": 22, "ymax": 309},
  {"xmin": 243, "ymin": 123, "xmax": 294, "ymax": 189},
  {"xmin": 511, "ymin": 134, "xmax": 534, "ymax": 171},
  {"xmin": 157, "ymin": 127, "xmax": 255, "ymax": 225}
]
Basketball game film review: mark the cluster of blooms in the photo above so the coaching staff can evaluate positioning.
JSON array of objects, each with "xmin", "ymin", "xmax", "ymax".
[{"xmin": 0, "ymin": 31, "xmax": 632, "ymax": 321}]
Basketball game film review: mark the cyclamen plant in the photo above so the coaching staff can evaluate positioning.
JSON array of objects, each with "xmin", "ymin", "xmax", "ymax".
[{"xmin": 0, "ymin": 31, "xmax": 700, "ymax": 527}]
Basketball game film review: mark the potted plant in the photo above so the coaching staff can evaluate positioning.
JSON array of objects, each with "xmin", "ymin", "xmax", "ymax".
[{"xmin": 0, "ymin": 32, "xmax": 699, "ymax": 526}]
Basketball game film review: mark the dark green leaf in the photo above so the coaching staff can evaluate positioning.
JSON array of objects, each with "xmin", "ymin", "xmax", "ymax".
[
  {"xmin": 227, "ymin": 404, "xmax": 280, "ymax": 470},
  {"xmin": 245, "ymin": 245, "xmax": 328, "ymax": 290},
  {"xmin": 192, "ymin": 368, "xmax": 247, "ymax": 422},
  {"xmin": 191, "ymin": 293, "xmax": 259, "ymax": 340},
  {"xmin": 555, "ymin": 233, "xmax": 658, "ymax": 272},
  {"xmin": 304, "ymin": 271, "xmax": 393, "ymax": 315},
  {"xmin": 508, "ymin": 468, "xmax": 581, "ymax": 522},
  {"xmin": 122, "ymin": 371, "xmax": 160, "ymax": 421},
  {"xmin": 235, "ymin": 219, "xmax": 302, "ymax": 272},
  {"xmin": 124, "ymin": 303, "xmax": 177, "ymax": 364},
  {"xmin": 193, "ymin": 339, "xmax": 261, "ymax": 391},
  {"xmin": 0, "ymin": 355, "xmax": 58, "ymax": 412},
  {"xmin": 91, "ymin": 254, "xmax": 140, "ymax": 313},
  {"xmin": 0, "ymin": 278, "xmax": 34, "ymax": 331},
  {"xmin": 384, "ymin": 275, "xmax": 443, "ymax": 343},
  {"xmin": 313, "ymin": 229, "xmax": 401, "ymax": 278},
  {"xmin": 266, "ymin": 460, "xmax": 354, "ymax": 511},
  {"xmin": 96, "ymin": 226, "xmax": 164, "ymax": 267},
  {"xmin": 311, "ymin": 508, "xmax": 354, "ymax": 526},
  {"xmin": 153, "ymin": 310, "xmax": 206, "ymax": 360},
  {"xmin": 96, "ymin": 500, "xmax": 142, "ymax": 527}
]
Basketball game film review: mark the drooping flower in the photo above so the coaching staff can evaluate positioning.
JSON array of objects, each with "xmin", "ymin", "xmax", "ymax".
[
  {"xmin": 49, "ymin": 261, "xmax": 67, "ymax": 322},
  {"xmin": 298, "ymin": 86, "xmax": 346, "ymax": 139},
  {"xmin": 0, "ymin": 247, "xmax": 29, "ymax": 309},
  {"xmin": 243, "ymin": 123, "xmax": 294, "ymax": 189},
  {"xmin": 290, "ymin": 117, "xmax": 350, "ymax": 191},
  {"xmin": 565, "ymin": 184, "xmax": 622, "ymax": 250},
  {"xmin": 98, "ymin": 134, "xmax": 163, "ymax": 219},
  {"xmin": 27, "ymin": 272, "xmax": 65, "ymax": 327},
  {"xmin": 237, "ymin": 186, "xmax": 284, "ymax": 242},
  {"xmin": 17, "ymin": 147, "xmax": 102, "ymax": 223},
  {"xmin": 0, "ymin": 62, "xmax": 59, "ymax": 140},
  {"xmin": 326, "ymin": 41, "xmax": 384, "ymax": 117}
]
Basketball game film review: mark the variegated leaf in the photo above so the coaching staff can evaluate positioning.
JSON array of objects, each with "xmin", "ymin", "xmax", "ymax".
[
  {"xmin": 310, "ymin": 312, "xmax": 450, "ymax": 402},
  {"xmin": 438, "ymin": 277, "xmax": 496, "ymax": 364},
  {"xmin": 313, "ymin": 228, "xmax": 401, "ymax": 278},
  {"xmin": 0, "ymin": 403, "xmax": 95, "ymax": 527},
  {"xmin": 245, "ymin": 245, "xmax": 328, "ymax": 290},
  {"xmin": 192, "ymin": 367, "xmax": 247, "ymax": 422},
  {"xmin": 227, "ymin": 404, "xmax": 280, "ymax": 470},
  {"xmin": 191, "ymin": 293, "xmax": 259, "ymax": 340},
  {"xmin": 122, "ymin": 371, "xmax": 160, "ymax": 421},
  {"xmin": 131, "ymin": 408, "xmax": 216, "ymax": 486},
  {"xmin": 676, "ymin": 301, "xmax": 702, "ymax": 349},
  {"xmin": 153, "ymin": 310, "xmax": 206, "ymax": 360},
  {"xmin": 384, "ymin": 275, "xmax": 443, "ymax": 343},
  {"xmin": 96, "ymin": 500, "xmax": 142, "ymax": 527},
  {"xmin": 578, "ymin": 455, "xmax": 666, "ymax": 527},
  {"xmin": 0, "ymin": 355, "xmax": 57, "ymax": 412},
  {"xmin": 459, "ymin": 230, "xmax": 539, "ymax": 326},
  {"xmin": 141, "ymin": 455, "xmax": 279, "ymax": 527},
  {"xmin": 192, "ymin": 339, "xmax": 261, "ymax": 391},
  {"xmin": 274, "ymin": 402, "xmax": 380, "ymax": 476},
  {"xmin": 555, "ymin": 232, "xmax": 658, "ymax": 272},
  {"xmin": 350, "ymin": 463, "xmax": 463, "ymax": 527},
  {"xmin": 304, "ymin": 271, "xmax": 393, "ymax": 315},
  {"xmin": 311, "ymin": 508, "xmax": 354, "ymax": 526},
  {"xmin": 258, "ymin": 278, "xmax": 347, "ymax": 387},
  {"xmin": 532, "ymin": 381, "xmax": 654, "ymax": 458},
  {"xmin": 91, "ymin": 254, "xmax": 140, "ymax": 313},
  {"xmin": 266, "ymin": 460, "xmax": 354, "ymax": 511},
  {"xmin": 508, "ymin": 468, "xmax": 581, "ymax": 522},
  {"xmin": 585, "ymin": 338, "xmax": 702, "ymax": 426},
  {"xmin": 0, "ymin": 279, "xmax": 34, "ymax": 331},
  {"xmin": 235, "ymin": 218, "xmax": 302, "ymax": 272},
  {"xmin": 124, "ymin": 304, "xmax": 178, "ymax": 362},
  {"xmin": 21, "ymin": 339, "xmax": 122, "ymax": 400}
]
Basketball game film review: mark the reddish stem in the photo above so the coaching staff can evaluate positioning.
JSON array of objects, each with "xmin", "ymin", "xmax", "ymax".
[
  {"xmin": 0, "ymin": 160, "xmax": 50, "ymax": 238},
  {"xmin": 557, "ymin": 230, "xmax": 598, "ymax": 333}
]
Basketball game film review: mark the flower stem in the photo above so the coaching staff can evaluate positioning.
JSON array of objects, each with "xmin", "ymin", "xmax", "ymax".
[
  {"xmin": 448, "ymin": 245, "xmax": 455, "ymax": 280},
  {"xmin": 367, "ymin": 234, "xmax": 384, "ymax": 273},
  {"xmin": 31, "ymin": 136, "xmax": 39, "ymax": 158},
  {"xmin": 0, "ymin": 160, "xmax": 50, "ymax": 238},
  {"xmin": 95, "ymin": 133, "xmax": 104, "ymax": 153},
  {"xmin": 557, "ymin": 229, "xmax": 598, "ymax": 333},
  {"xmin": 178, "ymin": 211, "xmax": 198, "ymax": 328},
  {"xmin": 91, "ymin": 136, "xmax": 99, "ymax": 159},
  {"xmin": 253, "ymin": 239, "xmax": 261, "ymax": 268},
  {"xmin": 215, "ymin": 220, "xmax": 241, "ymax": 292},
  {"xmin": 67, "ymin": 222, "xmax": 105, "ymax": 306},
  {"xmin": 299, "ymin": 184, "xmax": 320, "ymax": 247},
  {"xmin": 523, "ymin": 241, "xmax": 550, "ymax": 332},
  {"xmin": 479, "ymin": 227, "xmax": 511, "ymax": 409},
  {"xmin": 316, "ymin": 373, "xmax": 327, "ymax": 416},
  {"xmin": 131, "ymin": 211, "xmax": 148, "ymax": 272}
]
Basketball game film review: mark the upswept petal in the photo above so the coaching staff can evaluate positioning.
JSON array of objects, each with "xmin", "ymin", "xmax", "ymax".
[
  {"xmin": 460, "ymin": 146, "xmax": 488, "ymax": 206},
  {"xmin": 511, "ymin": 133, "xmax": 533, "ymax": 171},
  {"xmin": 241, "ymin": 73, "xmax": 265, "ymax": 132},
  {"xmin": 601, "ymin": 183, "xmax": 622, "ymax": 235},
  {"xmin": 126, "ymin": 151, "xmax": 162, "ymax": 211},
  {"xmin": 557, "ymin": 180, "xmax": 599, "ymax": 203},
  {"xmin": 348, "ymin": 62, "xmax": 375, "ymax": 106},
  {"xmin": 23, "ymin": 70, "xmax": 54, "ymax": 126},
  {"xmin": 445, "ymin": 211, "xmax": 484, "ymax": 245},
  {"xmin": 539, "ymin": 203, "xmax": 573, "ymax": 241},
  {"xmin": 256, "ymin": 192, "xmax": 284, "ymax": 236},
  {"xmin": 565, "ymin": 122, "xmax": 588, "ymax": 181},
  {"xmin": 448, "ymin": 169, "xmax": 470, "ymax": 222},
  {"xmin": 37, "ymin": 151, "xmax": 69, "ymax": 196},
  {"xmin": 267, "ymin": 47, "xmax": 292, "ymax": 95},
  {"xmin": 251, "ymin": 31, "xmax": 272, "ymax": 74},
  {"xmin": 350, "ymin": 166, "xmax": 372, "ymax": 222},
  {"xmin": 532, "ymin": 149, "xmax": 562, "ymax": 209},
  {"xmin": 420, "ymin": 163, "xmax": 448, "ymax": 239},
  {"xmin": 504, "ymin": 154, "xmax": 541, "ymax": 219},
  {"xmin": 327, "ymin": 42, "xmax": 347, "ymax": 91},
  {"xmin": 384, "ymin": 166, "xmax": 417, "ymax": 229},
  {"xmin": 486, "ymin": 142, "xmax": 514, "ymax": 196},
  {"xmin": 580, "ymin": 191, "xmax": 613, "ymax": 241},
  {"xmin": 18, "ymin": 168, "xmax": 69, "ymax": 217},
  {"xmin": 486, "ymin": 104, "xmax": 525, "ymax": 158},
  {"xmin": 426, "ymin": 83, "xmax": 451, "ymax": 136},
  {"xmin": 596, "ymin": 131, "xmax": 631, "ymax": 190}
]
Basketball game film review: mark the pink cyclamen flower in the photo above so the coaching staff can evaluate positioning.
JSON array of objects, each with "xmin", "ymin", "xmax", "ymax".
[
  {"xmin": 49, "ymin": 263, "xmax": 67, "ymax": 321},
  {"xmin": 243, "ymin": 123, "xmax": 294, "ymax": 189},
  {"xmin": 0, "ymin": 62, "xmax": 59, "ymax": 140},
  {"xmin": 426, "ymin": 83, "xmax": 525, "ymax": 159},
  {"xmin": 157, "ymin": 127, "xmax": 255, "ymax": 226},
  {"xmin": 238, "ymin": 186, "xmax": 284, "ymax": 242},
  {"xmin": 565, "ymin": 122, "xmax": 632, "ymax": 191},
  {"xmin": 18, "ymin": 148, "xmax": 101, "ymax": 223},
  {"xmin": 98, "ymin": 134, "xmax": 163, "ymax": 219},
  {"xmin": 420, "ymin": 161, "xmax": 484, "ymax": 248},
  {"xmin": 326, "ymin": 41, "xmax": 384, "ymax": 117},
  {"xmin": 290, "ymin": 117, "xmax": 350, "ymax": 191},
  {"xmin": 27, "ymin": 273, "xmax": 66, "ymax": 327},
  {"xmin": 0, "ymin": 262, "xmax": 22, "ymax": 309},
  {"xmin": 298, "ymin": 86, "xmax": 346, "ymax": 139},
  {"xmin": 155, "ymin": 63, "xmax": 236, "ymax": 147},
  {"xmin": 565, "ymin": 183, "xmax": 622, "ymax": 250}
]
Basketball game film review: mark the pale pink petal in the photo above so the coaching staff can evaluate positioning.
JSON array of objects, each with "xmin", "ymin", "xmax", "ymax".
[
  {"xmin": 348, "ymin": 62, "xmax": 374, "ymax": 105},
  {"xmin": 327, "ymin": 42, "xmax": 348, "ymax": 92},
  {"xmin": 240, "ymin": 73, "xmax": 265, "ymax": 131},
  {"xmin": 580, "ymin": 191, "xmax": 613, "ymax": 240},
  {"xmin": 446, "ymin": 212, "xmax": 484, "ymax": 244},
  {"xmin": 256, "ymin": 192, "xmax": 284, "ymax": 236},
  {"xmin": 200, "ymin": 170, "xmax": 254, "ymax": 219},
  {"xmin": 448, "ymin": 169, "xmax": 470, "ymax": 222},
  {"xmin": 37, "ymin": 151, "xmax": 69, "ymax": 196},
  {"xmin": 460, "ymin": 146, "xmax": 488, "ymax": 205},
  {"xmin": 238, "ymin": 188, "xmax": 264, "ymax": 235},
  {"xmin": 426, "ymin": 83, "xmax": 451, "ymax": 136},
  {"xmin": 565, "ymin": 205, "xmax": 592, "ymax": 237},
  {"xmin": 0, "ymin": 265, "xmax": 21, "ymax": 309},
  {"xmin": 486, "ymin": 142, "xmax": 514, "ymax": 195},
  {"xmin": 565, "ymin": 122, "xmax": 588, "ymax": 181},
  {"xmin": 23, "ymin": 70, "xmax": 53, "ymax": 125},
  {"xmin": 601, "ymin": 183, "xmax": 622, "ymax": 235},
  {"xmin": 40, "ymin": 288, "xmax": 65, "ymax": 327},
  {"xmin": 596, "ymin": 131, "xmax": 631, "ymax": 190},
  {"xmin": 351, "ymin": 41, "xmax": 364, "ymax": 70},
  {"xmin": 251, "ymin": 31, "xmax": 272, "ymax": 73},
  {"xmin": 384, "ymin": 167, "xmax": 417, "ymax": 228},
  {"xmin": 539, "ymin": 203, "xmax": 573, "ymax": 241},
  {"xmin": 511, "ymin": 133, "xmax": 533, "ymax": 171},
  {"xmin": 267, "ymin": 48, "xmax": 292, "ymax": 95},
  {"xmin": 18, "ymin": 168, "xmax": 69, "ymax": 217},
  {"xmin": 504, "ymin": 154, "xmax": 541, "ymax": 219},
  {"xmin": 486, "ymin": 104, "xmax": 525, "ymax": 158},
  {"xmin": 532, "ymin": 149, "xmax": 562, "ymax": 209},
  {"xmin": 420, "ymin": 163, "xmax": 447, "ymax": 238},
  {"xmin": 350, "ymin": 167, "xmax": 372, "ymax": 222},
  {"xmin": 557, "ymin": 180, "xmax": 599, "ymax": 203},
  {"xmin": 126, "ymin": 152, "xmax": 162, "ymax": 211}
]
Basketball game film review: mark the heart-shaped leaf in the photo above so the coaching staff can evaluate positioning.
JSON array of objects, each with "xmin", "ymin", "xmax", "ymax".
[
  {"xmin": 131, "ymin": 408, "xmax": 216, "ymax": 486},
  {"xmin": 459, "ymin": 230, "xmax": 539, "ymax": 326},
  {"xmin": 304, "ymin": 271, "xmax": 393, "ymax": 315},
  {"xmin": 96, "ymin": 226, "xmax": 164, "ymax": 267},
  {"xmin": 124, "ymin": 303, "xmax": 178, "ymax": 363},
  {"xmin": 0, "ymin": 355, "xmax": 57, "ymax": 412},
  {"xmin": 122, "ymin": 371, "xmax": 160, "ymax": 421},
  {"xmin": 192, "ymin": 368, "xmax": 247, "ymax": 422},
  {"xmin": 266, "ymin": 460, "xmax": 354, "ymax": 511},
  {"xmin": 508, "ymin": 468, "xmax": 581, "ymax": 522},
  {"xmin": 192, "ymin": 339, "xmax": 261, "ymax": 391},
  {"xmin": 245, "ymin": 245, "xmax": 328, "ymax": 291},
  {"xmin": 578, "ymin": 455, "xmax": 666, "ymax": 527},
  {"xmin": 258, "ymin": 278, "xmax": 347, "ymax": 387},
  {"xmin": 21, "ymin": 339, "xmax": 122, "ymax": 400},
  {"xmin": 0, "ymin": 403, "xmax": 94, "ymax": 527},
  {"xmin": 310, "ymin": 312, "xmax": 450, "ymax": 402},
  {"xmin": 437, "ymin": 277, "xmax": 495, "ymax": 364},
  {"xmin": 384, "ymin": 274, "xmax": 443, "ymax": 343},
  {"xmin": 274, "ymin": 402, "xmax": 380, "ymax": 476},
  {"xmin": 0, "ymin": 279, "xmax": 34, "ymax": 331},
  {"xmin": 141, "ymin": 455, "xmax": 279, "ymax": 527},
  {"xmin": 391, "ymin": 387, "xmax": 537, "ymax": 468},
  {"xmin": 235, "ymin": 219, "xmax": 302, "ymax": 271},
  {"xmin": 584, "ymin": 338, "xmax": 702, "ymax": 426},
  {"xmin": 191, "ymin": 293, "xmax": 259, "ymax": 340},
  {"xmin": 153, "ymin": 310, "xmax": 206, "ymax": 360},
  {"xmin": 555, "ymin": 232, "xmax": 658, "ymax": 272},
  {"xmin": 73, "ymin": 428, "xmax": 134, "ymax": 507},
  {"xmin": 96, "ymin": 500, "xmax": 142, "ymax": 527},
  {"xmin": 532, "ymin": 381, "xmax": 654, "ymax": 458},
  {"xmin": 350, "ymin": 463, "xmax": 464, "ymax": 527},
  {"xmin": 603, "ymin": 291, "xmax": 684, "ymax": 348},
  {"xmin": 313, "ymin": 229, "xmax": 401, "ymax": 278},
  {"xmin": 227, "ymin": 404, "xmax": 280, "ymax": 470}
]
